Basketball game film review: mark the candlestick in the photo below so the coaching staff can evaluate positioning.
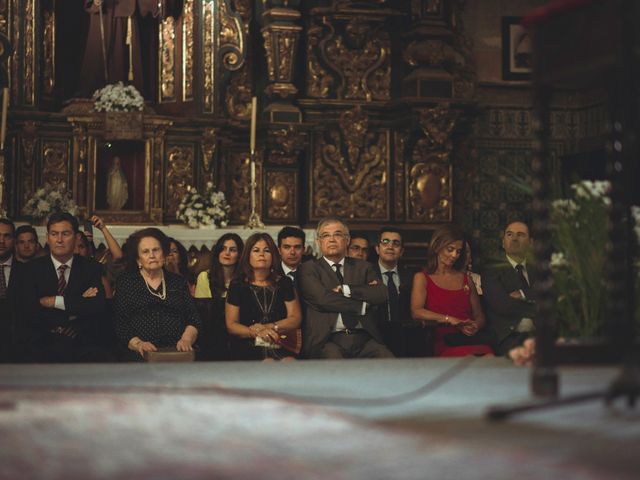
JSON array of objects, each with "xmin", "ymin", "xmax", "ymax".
[{"xmin": 250, "ymin": 96, "xmax": 257, "ymax": 154}]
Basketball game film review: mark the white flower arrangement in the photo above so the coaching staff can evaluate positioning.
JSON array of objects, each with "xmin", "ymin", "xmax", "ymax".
[
  {"xmin": 22, "ymin": 182, "xmax": 79, "ymax": 220},
  {"xmin": 176, "ymin": 182, "xmax": 230, "ymax": 229},
  {"xmin": 92, "ymin": 82, "xmax": 144, "ymax": 112}
]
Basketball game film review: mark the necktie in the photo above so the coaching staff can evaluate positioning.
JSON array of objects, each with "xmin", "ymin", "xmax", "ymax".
[
  {"xmin": 289, "ymin": 270, "xmax": 297, "ymax": 285},
  {"xmin": 0, "ymin": 264, "xmax": 7, "ymax": 298},
  {"xmin": 334, "ymin": 263, "xmax": 357, "ymax": 328},
  {"xmin": 57, "ymin": 264, "xmax": 68, "ymax": 295},
  {"xmin": 333, "ymin": 263, "xmax": 344, "ymax": 284},
  {"xmin": 515, "ymin": 264, "xmax": 529, "ymax": 290},
  {"xmin": 384, "ymin": 271, "xmax": 399, "ymax": 322}
]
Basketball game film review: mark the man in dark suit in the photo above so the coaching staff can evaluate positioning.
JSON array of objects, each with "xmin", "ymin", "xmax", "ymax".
[
  {"xmin": 371, "ymin": 227, "xmax": 423, "ymax": 357},
  {"xmin": 298, "ymin": 217, "xmax": 392, "ymax": 359},
  {"xmin": 17, "ymin": 212, "xmax": 112, "ymax": 362},
  {"xmin": 482, "ymin": 220, "xmax": 536, "ymax": 355},
  {"xmin": 277, "ymin": 226, "xmax": 305, "ymax": 287},
  {"xmin": 0, "ymin": 218, "xmax": 27, "ymax": 362}
]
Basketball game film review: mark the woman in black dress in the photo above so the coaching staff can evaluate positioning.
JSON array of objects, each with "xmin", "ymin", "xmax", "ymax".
[
  {"xmin": 113, "ymin": 228, "xmax": 202, "ymax": 361},
  {"xmin": 225, "ymin": 233, "xmax": 301, "ymax": 361}
]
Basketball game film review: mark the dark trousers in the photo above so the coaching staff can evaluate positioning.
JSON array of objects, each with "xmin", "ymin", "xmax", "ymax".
[
  {"xmin": 319, "ymin": 330, "xmax": 394, "ymax": 359},
  {"xmin": 35, "ymin": 333, "xmax": 115, "ymax": 363}
]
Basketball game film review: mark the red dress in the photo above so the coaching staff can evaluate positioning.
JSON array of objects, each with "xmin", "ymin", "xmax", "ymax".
[{"xmin": 424, "ymin": 272, "xmax": 494, "ymax": 357}]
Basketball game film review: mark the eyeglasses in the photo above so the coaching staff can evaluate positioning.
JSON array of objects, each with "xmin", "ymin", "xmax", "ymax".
[
  {"xmin": 380, "ymin": 238, "xmax": 402, "ymax": 247},
  {"xmin": 318, "ymin": 232, "xmax": 347, "ymax": 240}
]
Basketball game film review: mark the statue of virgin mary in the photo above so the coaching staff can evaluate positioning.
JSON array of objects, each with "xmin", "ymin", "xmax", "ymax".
[{"xmin": 106, "ymin": 156, "xmax": 129, "ymax": 210}]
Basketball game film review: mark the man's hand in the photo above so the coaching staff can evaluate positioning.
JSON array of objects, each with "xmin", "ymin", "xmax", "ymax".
[
  {"xmin": 368, "ymin": 280, "xmax": 378, "ymax": 285},
  {"xmin": 82, "ymin": 287, "xmax": 98, "ymax": 298},
  {"xmin": 509, "ymin": 290, "xmax": 524, "ymax": 300},
  {"xmin": 39, "ymin": 296, "xmax": 56, "ymax": 308},
  {"xmin": 332, "ymin": 285, "xmax": 343, "ymax": 293}
]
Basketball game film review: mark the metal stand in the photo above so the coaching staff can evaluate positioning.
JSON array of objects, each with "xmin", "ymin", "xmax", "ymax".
[{"xmin": 245, "ymin": 151, "xmax": 264, "ymax": 229}]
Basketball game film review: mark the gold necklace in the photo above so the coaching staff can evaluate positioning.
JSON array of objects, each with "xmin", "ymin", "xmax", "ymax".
[{"xmin": 142, "ymin": 270, "xmax": 166, "ymax": 300}]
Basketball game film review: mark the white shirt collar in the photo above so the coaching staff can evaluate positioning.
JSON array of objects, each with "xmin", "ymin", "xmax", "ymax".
[
  {"xmin": 506, "ymin": 254, "xmax": 526, "ymax": 270},
  {"xmin": 323, "ymin": 256, "xmax": 344, "ymax": 268},
  {"xmin": 281, "ymin": 261, "xmax": 297, "ymax": 276},
  {"xmin": 378, "ymin": 261, "xmax": 398, "ymax": 275},
  {"xmin": 0, "ymin": 255, "xmax": 13, "ymax": 267},
  {"xmin": 51, "ymin": 254, "xmax": 74, "ymax": 271}
]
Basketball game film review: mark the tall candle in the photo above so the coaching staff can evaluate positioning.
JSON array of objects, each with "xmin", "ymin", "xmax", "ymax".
[
  {"xmin": 250, "ymin": 96, "xmax": 257, "ymax": 154},
  {"xmin": 0, "ymin": 88, "xmax": 8, "ymax": 150}
]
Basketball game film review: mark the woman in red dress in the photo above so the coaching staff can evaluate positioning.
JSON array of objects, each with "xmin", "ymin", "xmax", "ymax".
[{"xmin": 411, "ymin": 225, "xmax": 493, "ymax": 357}]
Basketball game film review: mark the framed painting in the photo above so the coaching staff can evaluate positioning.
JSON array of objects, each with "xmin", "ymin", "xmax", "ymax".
[{"xmin": 502, "ymin": 17, "xmax": 532, "ymax": 81}]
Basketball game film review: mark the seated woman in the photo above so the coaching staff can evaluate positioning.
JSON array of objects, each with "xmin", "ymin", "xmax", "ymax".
[
  {"xmin": 411, "ymin": 225, "xmax": 493, "ymax": 357},
  {"xmin": 225, "ymin": 232, "xmax": 301, "ymax": 361},
  {"xmin": 194, "ymin": 233, "xmax": 243, "ymax": 360},
  {"xmin": 165, "ymin": 237, "xmax": 195, "ymax": 296},
  {"xmin": 113, "ymin": 227, "xmax": 202, "ymax": 361}
]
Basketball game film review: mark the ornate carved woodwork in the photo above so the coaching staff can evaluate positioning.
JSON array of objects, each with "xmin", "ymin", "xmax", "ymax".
[
  {"xmin": 225, "ymin": 63, "xmax": 252, "ymax": 120},
  {"xmin": 202, "ymin": 0, "xmax": 215, "ymax": 112},
  {"xmin": 306, "ymin": 8, "xmax": 393, "ymax": 101},
  {"xmin": 10, "ymin": 0, "xmax": 19, "ymax": 104},
  {"xmin": 42, "ymin": 140, "xmax": 69, "ymax": 188},
  {"xmin": 267, "ymin": 126, "xmax": 304, "ymax": 166},
  {"xmin": 166, "ymin": 144, "xmax": 195, "ymax": 220},
  {"xmin": 311, "ymin": 106, "xmax": 389, "ymax": 220},
  {"xmin": 43, "ymin": 6, "xmax": 54, "ymax": 95},
  {"xmin": 406, "ymin": 104, "xmax": 458, "ymax": 223},
  {"xmin": 227, "ymin": 151, "xmax": 261, "ymax": 223},
  {"xmin": 19, "ymin": 121, "xmax": 38, "ymax": 207},
  {"xmin": 182, "ymin": 0, "xmax": 194, "ymax": 101},
  {"xmin": 266, "ymin": 170, "xmax": 296, "ymax": 221},
  {"xmin": 23, "ymin": 0, "xmax": 34, "ymax": 105},
  {"xmin": 261, "ymin": 7, "xmax": 302, "ymax": 99},
  {"xmin": 160, "ymin": 16, "xmax": 176, "ymax": 102},
  {"xmin": 201, "ymin": 128, "xmax": 218, "ymax": 177}
]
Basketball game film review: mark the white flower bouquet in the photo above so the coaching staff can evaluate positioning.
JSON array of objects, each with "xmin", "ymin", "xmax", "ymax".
[
  {"xmin": 22, "ymin": 182, "xmax": 79, "ymax": 221},
  {"xmin": 92, "ymin": 82, "xmax": 144, "ymax": 112},
  {"xmin": 176, "ymin": 182, "xmax": 230, "ymax": 229}
]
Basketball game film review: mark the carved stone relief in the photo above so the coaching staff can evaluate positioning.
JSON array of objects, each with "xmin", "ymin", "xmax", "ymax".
[
  {"xmin": 166, "ymin": 145, "xmax": 195, "ymax": 218},
  {"xmin": 311, "ymin": 106, "xmax": 388, "ymax": 220},
  {"xmin": 266, "ymin": 171, "xmax": 296, "ymax": 221}
]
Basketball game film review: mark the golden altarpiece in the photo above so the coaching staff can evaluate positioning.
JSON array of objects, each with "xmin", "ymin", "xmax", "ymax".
[{"xmin": 0, "ymin": 0, "xmax": 477, "ymax": 245}]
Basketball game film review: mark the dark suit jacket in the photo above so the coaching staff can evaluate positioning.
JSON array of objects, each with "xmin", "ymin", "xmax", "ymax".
[
  {"xmin": 482, "ymin": 256, "xmax": 536, "ymax": 343},
  {"xmin": 0, "ymin": 257, "xmax": 26, "ymax": 362},
  {"xmin": 298, "ymin": 256, "xmax": 388, "ymax": 357},
  {"xmin": 17, "ymin": 254, "xmax": 106, "ymax": 349},
  {"xmin": 372, "ymin": 262, "xmax": 417, "ymax": 324}
]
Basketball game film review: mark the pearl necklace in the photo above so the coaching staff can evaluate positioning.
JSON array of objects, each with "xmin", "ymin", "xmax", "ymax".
[{"xmin": 142, "ymin": 270, "xmax": 166, "ymax": 300}]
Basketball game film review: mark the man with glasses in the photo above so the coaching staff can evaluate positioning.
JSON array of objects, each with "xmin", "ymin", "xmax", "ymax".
[
  {"xmin": 373, "ymin": 227, "xmax": 422, "ymax": 357},
  {"xmin": 298, "ymin": 217, "xmax": 393, "ymax": 358}
]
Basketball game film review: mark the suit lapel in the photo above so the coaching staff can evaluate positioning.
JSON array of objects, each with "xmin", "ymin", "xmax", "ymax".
[
  {"xmin": 343, "ymin": 257, "xmax": 356, "ymax": 285},
  {"xmin": 317, "ymin": 257, "xmax": 341, "ymax": 287}
]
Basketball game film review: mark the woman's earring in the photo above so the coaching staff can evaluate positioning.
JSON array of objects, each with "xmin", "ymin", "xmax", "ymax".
[{"xmin": 138, "ymin": 263, "xmax": 142, "ymax": 269}]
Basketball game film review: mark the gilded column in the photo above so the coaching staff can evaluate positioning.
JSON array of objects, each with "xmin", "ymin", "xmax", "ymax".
[{"xmin": 261, "ymin": 1, "xmax": 302, "ymax": 123}]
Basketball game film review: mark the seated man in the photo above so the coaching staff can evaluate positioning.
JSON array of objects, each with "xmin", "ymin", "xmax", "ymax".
[
  {"xmin": 17, "ymin": 212, "xmax": 113, "ymax": 362},
  {"xmin": 482, "ymin": 220, "xmax": 536, "ymax": 355},
  {"xmin": 347, "ymin": 234, "xmax": 370, "ymax": 261},
  {"xmin": 277, "ymin": 226, "xmax": 305, "ymax": 287},
  {"xmin": 14, "ymin": 225, "xmax": 41, "ymax": 262},
  {"xmin": 299, "ymin": 217, "xmax": 392, "ymax": 359},
  {"xmin": 0, "ymin": 218, "xmax": 27, "ymax": 362},
  {"xmin": 372, "ymin": 227, "xmax": 422, "ymax": 357}
]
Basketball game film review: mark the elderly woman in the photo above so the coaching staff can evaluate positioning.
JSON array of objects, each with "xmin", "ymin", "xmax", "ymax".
[
  {"xmin": 113, "ymin": 227, "xmax": 202, "ymax": 361},
  {"xmin": 411, "ymin": 225, "xmax": 494, "ymax": 357},
  {"xmin": 225, "ymin": 232, "xmax": 301, "ymax": 361}
]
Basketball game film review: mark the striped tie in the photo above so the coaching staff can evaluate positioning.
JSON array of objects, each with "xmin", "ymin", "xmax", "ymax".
[{"xmin": 57, "ymin": 264, "xmax": 68, "ymax": 295}]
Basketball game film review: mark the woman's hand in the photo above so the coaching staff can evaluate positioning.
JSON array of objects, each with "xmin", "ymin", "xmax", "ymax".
[
  {"xmin": 91, "ymin": 215, "xmax": 106, "ymax": 231},
  {"xmin": 460, "ymin": 321, "xmax": 479, "ymax": 336},
  {"xmin": 446, "ymin": 315, "xmax": 469, "ymax": 327},
  {"xmin": 248, "ymin": 323, "xmax": 266, "ymax": 338},
  {"xmin": 82, "ymin": 287, "xmax": 98, "ymax": 298},
  {"xmin": 176, "ymin": 338, "xmax": 194, "ymax": 352},
  {"xmin": 259, "ymin": 327, "xmax": 279, "ymax": 344},
  {"xmin": 135, "ymin": 341, "xmax": 157, "ymax": 357}
]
